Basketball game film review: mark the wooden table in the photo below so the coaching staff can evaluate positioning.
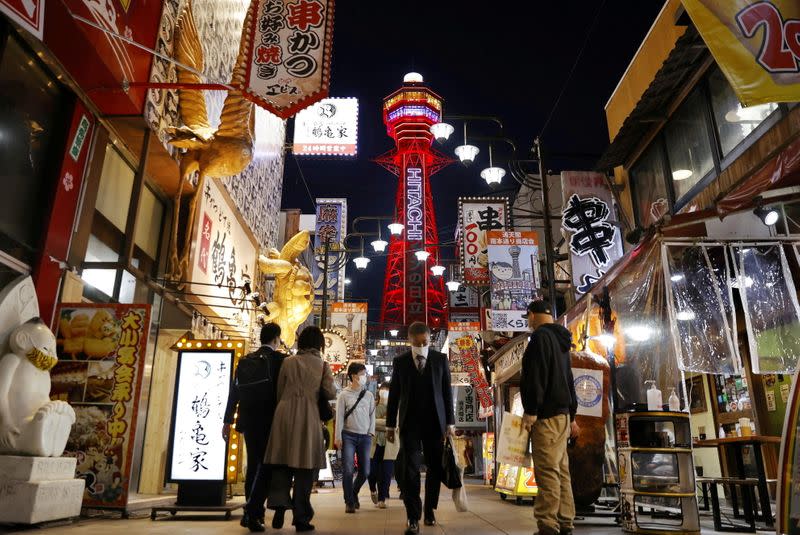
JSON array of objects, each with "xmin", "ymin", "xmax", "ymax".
[{"xmin": 694, "ymin": 435, "xmax": 781, "ymax": 528}]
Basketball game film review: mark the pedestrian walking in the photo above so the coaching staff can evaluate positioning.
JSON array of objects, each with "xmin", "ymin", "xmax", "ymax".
[
  {"xmin": 520, "ymin": 301, "xmax": 580, "ymax": 535},
  {"xmin": 251, "ymin": 326, "xmax": 336, "ymax": 533},
  {"xmin": 368, "ymin": 381, "xmax": 399, "ymax": 509},
  {"xmin": 224, "ymin": 323, "xmax": 285, "ymax": 530},
  {"xmin": 334, "ymin": 362, "xmax": 375, "ymax": 513},
  {"xmin": 386, "ymin": 322, "xmax": 455, "ymax": 535}
]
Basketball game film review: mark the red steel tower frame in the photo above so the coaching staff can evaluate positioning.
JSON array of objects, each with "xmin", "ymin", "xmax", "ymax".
[{"xmin": 375, "ymin": 75, "xmax": 454, "ymax": 330}]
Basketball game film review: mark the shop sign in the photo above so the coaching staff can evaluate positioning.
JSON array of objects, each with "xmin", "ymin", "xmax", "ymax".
[
  {"xmin": 69, "ymin": 115, "xmax": 91, "ymax": 162},
  {"xmin": 242, "ymin": 0, "xmax": 335, "ymax": 119},
  {"xmin": 167, "ymin": 349, "xmax": 234, "ymax": 482},
  {"xmin": 328, "ymin": 302, "xmax": 367, "ymax": 351},
  {"xmin": 573, "ymin": 367, "xmax": 603, "ymax": 418},
  {"xmin": 682, "ymin": 0, "xmax": 800, "ymax": 106},
  {"xmin": 492, "ymin": 335, "xmax": 528, "ymax": 383},
  {"xmin": 322, "ymin": 329, "xmax": 349, "ymax": 373},
  {"xmin": 449, "ymin": 285, "xmax": 479, "ymax": 309},
  {"xmin": 51, "ymin": 303, "xmax": 151, "ymax": 508},
  {"xmin": 454, "ymin": 386, "xmax": 484, "ymax": 428},
  {"xmin": 560, "ymin": 172, "xmax": 623, "ymax": 298},
  {"xmin": 0, "ymin": 0, "xmax": 44, "ymax": 40},
  {"xmin": 313, "ymin": 198, "xmax": 347, "ymax": 305},
  {"xmin": 459, "ymin": 197, "xmax": 510, "ymax": 285},
  {"xmin": 487, "ymin": 231, "xmax": 539, "ymax": 332},
  {"xmin": 454, "ymin": 332, "xmax": 492, "ymax": 418},
  {"xmin": 404, "ymin": 158, "xmax": 427, "ymax": 323},
  {"xmin": 191, "ymin": 179, "xmax": 258, "ymax": 332},
  {"xmin": 448, "ymin": 321, "xmax": 481, "ymax": 385},
  {"xmin": 293, "ymin": 97, "xmax": 358, "ymax": 156}
]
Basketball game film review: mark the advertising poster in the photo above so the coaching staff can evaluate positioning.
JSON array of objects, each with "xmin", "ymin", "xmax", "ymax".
[
  {"xmin": 322, "ymin": 329, "xmax": 349, "ymax": 373},
  {"xmin": 52, "ymin": 303, "xmax": 151, "ymax": 508},
  {"xmin": 293, "ymin": 97, "xmax": 358, "ymax": 156},
  {"xmin": 328, "ymin": 302, "xmax": 367, "ymax": 353},
  {"xmin": 459, "ymin": 197, "xmax": 510, "ymax": 285},
  {"xmin": 487, "ymin": 231, "xmax": 539, "ymax": 332},
  {"xmin": 313, "ymin": 198, "xmax": 347, "ymax": 306},
  {"xmin": 454, "ymin": 333, "xmax": 492, "ymax": 418},
  {"xmin": 454, "ymin": 386, "xmax": 484, "ymax": 428},
  {"xmin": 242, "ymin": 0, "xmax": 335, "ymax": 118},
  {"xmin": 167, "ymin": 349, "xmax": 234, "ymax": 482},
  {"xmin": 573, "ymin": 368, "xmax": 604, "ymax": 418},
  {"xmin": 560, "ymin": 172, "xmax": 623, "ymax": 298},
  {"xmin": 448, "ymin": 321, "xmax": 480, "ymax": 386}
]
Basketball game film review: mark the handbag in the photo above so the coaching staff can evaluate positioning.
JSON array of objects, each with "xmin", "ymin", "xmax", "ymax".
[
  {"xmin": 442, "ymin": 437, "xmax": 463, "ymax": 490},
  {"xmin": 317, "ymin": 362, "xmax": 334, "ymax": 422}
]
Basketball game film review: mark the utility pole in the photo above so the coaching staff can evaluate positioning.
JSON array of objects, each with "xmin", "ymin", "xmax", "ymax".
[
  {"xmin": 536, "ymin": 138, "xmax": 558, "ymax": 316},
  {"xmin": 320, "ymin": 238, "xmax": 330, "ymax": 329}
]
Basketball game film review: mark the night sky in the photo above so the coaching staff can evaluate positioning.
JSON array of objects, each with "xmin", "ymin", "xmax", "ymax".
[{"xmin": 280, "ymin": 2, "xmax": 666, "ymax": 323}]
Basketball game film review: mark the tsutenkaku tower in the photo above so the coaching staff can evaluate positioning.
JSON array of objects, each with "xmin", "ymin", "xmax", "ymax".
[{"xmin": 375, "ymin": 73, "xmax": 453, "ymax": 331}]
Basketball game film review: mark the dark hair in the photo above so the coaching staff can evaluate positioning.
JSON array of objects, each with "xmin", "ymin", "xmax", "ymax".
[
  {"xmin": 347, "ymin": 362, "xmax": 366, "ymax": 380},
  {"xmin": 260, "ymin": 323, "xmax": 281, "ymax": 345},
  {"xmin": 297, "ymin": 326, "xmax": 325, "ymax": 352},
  {"xmin": 408, "ymin": 322, "xmax": 430, "ymax": 336},
  {"xmin": 378, "ymin": 381, "xmax": 390, "ymax": 390}
]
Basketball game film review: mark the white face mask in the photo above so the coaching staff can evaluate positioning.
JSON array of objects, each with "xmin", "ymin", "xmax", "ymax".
[
  {"xmin": 379, "ymin": 390, "xmax": 389, "ymax": 401},
  {"xmin": 411, "ymin": 345, "xmax": 429, "ymax": 358},
  {"xmin": 358, "ymin": 375, "xmax": 367, "ymax": 387}
]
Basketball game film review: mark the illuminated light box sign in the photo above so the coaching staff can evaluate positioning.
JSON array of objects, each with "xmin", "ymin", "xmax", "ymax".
[
  {"xmin": 458, "ymin": 197, "xmax": 510, "ymax": 286},
  {"xmin": 167, "ymin": 349, "xmax": 235, "ymax": 482},
  {"xmin": 487, "ymin": 231, "xmax": 539, "ymax": 332},
  {"xmin": 293, "ymin": 98, "xmax": 358, "ymax": 156}
]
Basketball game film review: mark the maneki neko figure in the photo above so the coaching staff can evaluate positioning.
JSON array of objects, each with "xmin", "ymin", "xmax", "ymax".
[{"xmin": 0, "ymin": 277, "xmax": 75, "ymax": 457}]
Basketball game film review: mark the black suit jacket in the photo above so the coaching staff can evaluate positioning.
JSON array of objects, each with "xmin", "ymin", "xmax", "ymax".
[
  {"xmin": 386, "ymin": 349, "xmax": 454, "ymax": 437},
  {"xmin": 223, "ymin": 346, "xmax": 285, "ymax": 435}
]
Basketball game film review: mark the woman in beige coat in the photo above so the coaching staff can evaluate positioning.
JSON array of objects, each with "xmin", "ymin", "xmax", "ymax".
[{"xmin": 259, "ymin": 326, "xmax": 335, "ymax": 533}]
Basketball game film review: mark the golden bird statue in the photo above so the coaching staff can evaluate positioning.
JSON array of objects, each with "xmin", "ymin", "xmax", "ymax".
[
  {"xmin": 167, "ymin": 0, "xmax": 256, "ymax": 282},
  {"xmin": 258, "ymin": 231, "xmax": 315, "ymax": 348}
]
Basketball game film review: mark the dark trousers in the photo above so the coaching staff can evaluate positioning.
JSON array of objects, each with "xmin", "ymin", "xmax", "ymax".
[
  {"xmin": 267, "ymin": 466, "xmax": 315, "ymax": 526},
  {"xmin": 243, "ymin": 430, "xmax": 268, "ymax": 506},
  {"xmin": 245, "ymin": 463, "xmax": 275, "ymax": 519},
  {"xmin": 400, "ymin": 427, "xmax": 444, "ymax": 522},
  {"xmin": 368, "ymin": 445, "xmax": 395, "ymax": 502}
]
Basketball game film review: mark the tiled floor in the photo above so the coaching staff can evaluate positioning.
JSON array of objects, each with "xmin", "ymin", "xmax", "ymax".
[{"xmin": 1, "ymin": 483, "xmax": 758, "ymax": 534}]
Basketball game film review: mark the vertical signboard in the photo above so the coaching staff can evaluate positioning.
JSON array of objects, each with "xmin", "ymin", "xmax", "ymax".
[
  {"xmin": 328, "ymin": 302, "xmax": 367, "ymax": 353},
  {"xmin": 293, "ymin": 97, "xmax": 358, "ymax": 156},
  {"xmin": 560, "ymin": 172, "xmax": 623, "ymax": 298},
  {"xmin": 313, "ymin": 198, "xmax": 347, "ymax": 305},
  {"xmin": 242, "ymin": 0, "xmax": 335, "ymax": 119},
  {"xmin": 167, "ymin": 349, "xmax": 234, "ymax": 482},
  {"xmin": 448, "ymin": 321, "xmax": 481, "ymax": 385},
  {"xmin": 453, "ymin": 332, "xmax": 492, "ymax": 418},
  {"xmin": 52, "ymin": 303, "xmax": 151, "ymax": 508},
  {"xmin": 405, "ymin": 156, "xmax": 427, "ymax": 324},
  {"xmin": 459, "ymin": 197, "xmax": 510, "ymax": 285},
  {"xmin": 454, "ymin": 386, "xmax": 484, "ymax": 428},
  {"xmin": 487, "ymin": 231, "xmax": 539, "ymax": 332}
]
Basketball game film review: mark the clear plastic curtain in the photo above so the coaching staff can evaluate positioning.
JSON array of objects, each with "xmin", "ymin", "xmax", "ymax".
[
  {"xmin": 606, "ymin": 240, "xmax": 683, "ymax": 409},
  {"xmin": 663, "ymin": 244, "xmax": 740, "ymax": 374},
  {"xmin": 732, "ymin": 244, "xmax": 800, "ymax": 374}
]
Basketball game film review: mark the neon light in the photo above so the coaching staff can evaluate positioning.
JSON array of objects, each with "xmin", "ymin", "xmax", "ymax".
[{"xmin": 406, "ymin": 167, "xmax": 423, "ymax": 241}]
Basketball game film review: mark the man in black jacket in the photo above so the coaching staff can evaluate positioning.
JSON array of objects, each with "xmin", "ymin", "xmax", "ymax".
[
  {"xmin": 386, "ymin": 322, "xmax": 454, "ymax": 535},
  {"xmin": 520, "ymin": 301, "xmax": 580, "ymax": 535},
  {"xmin": 223, "ymin": 322, "xmax": 284, "ymax": 531}
]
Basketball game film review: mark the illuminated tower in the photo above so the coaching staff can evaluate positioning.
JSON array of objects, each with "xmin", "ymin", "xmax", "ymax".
[{"xmin": 375, "ymin": 73, "xmax": 453, "ymax": 330}]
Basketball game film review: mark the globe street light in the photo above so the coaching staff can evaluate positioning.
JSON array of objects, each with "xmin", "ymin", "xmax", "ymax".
[
  {"xmin": 389, "ymin": 329, "xmax": 399, "ymax": 337},
  {"xmin": 430, "ymin": 122, "xmax": 455, "ymax": 143},
  {"xmin": 480, "ymin": 144, "xmax": 505, "ymax": 185},
  {"xmin": 388, "ymin": 222, "xmax": 404, "ymax": 236},
  {"xmin": 455, "ymin": 144, "xmax": 479, "ymax": 166},
  {"xmin": 415, "ymin": 250, "xmax": 430, "ymax": 262},
  {"xmin": 430, "ymin": 264, "xmax": 446, "ymax": 277},
  {"xmin": 371, "ymin": 239, "xmax": 388, "ymax": 252},
  {"xmin": 353, "ymin": 256, "xmax": 370, "ymax": 270},
  {"xmin": 446, "ymin": 280, "xmax": 461, "ymax": 292}
]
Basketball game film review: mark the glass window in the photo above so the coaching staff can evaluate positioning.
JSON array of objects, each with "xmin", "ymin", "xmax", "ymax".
[
  {"xmin": 133, "ymin": 186, "xmax": 164, "ymax": 260},
  {"xmin": 95, "ymin": 145, "xmax": 134, "ymax": 232},
  {"xmin": 85, "ymin": 234, "xmax": 118, "ymax": 262},
  {"xmin": 708, "ymin": 68, "xmax": 778, "ymax": 157},
  {"xmin": 630, "ymin": 143, "xmax": 670, "ymax": 228},
  {"xmin": 664, "ymin": 88, "xmax": 715, "ymax": 201}
]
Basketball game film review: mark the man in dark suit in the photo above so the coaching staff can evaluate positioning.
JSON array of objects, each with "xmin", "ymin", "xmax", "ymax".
[
  {"xmin": 386, "ymin": 322, "xmax": 455, "ymax": 535},
  {"xmin": 223, "ymin": 322, "xmax": 285, "ymax": 531}
]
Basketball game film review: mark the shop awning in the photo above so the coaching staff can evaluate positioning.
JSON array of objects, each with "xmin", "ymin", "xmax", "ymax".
[{"xmin": 595, "ymin": 25, "xmax": 707, "ymax": 171}]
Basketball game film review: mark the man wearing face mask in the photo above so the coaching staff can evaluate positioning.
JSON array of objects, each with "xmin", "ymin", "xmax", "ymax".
[
  {"xmin": 334, "ymin": 362, "xmax": 376, "ymax": 513},
  {"xmin": 386, "ymin": 322, "xmax": 455, "ymax": 535}
]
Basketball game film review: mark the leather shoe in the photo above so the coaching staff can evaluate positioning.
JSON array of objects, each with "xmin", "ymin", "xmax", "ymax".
[
  {"xmin": 247, "ymin": 517, "xmax": 266, "ymax": 532},
  {"xmin": 404, "ymin": 521, "xmax": 420, "ymax": 535},
  {"xmin": 295, "ymin": 523, "xmax": 315, "ymax": 532},
  {"xmin": 240, "ymin": 511, "xmax": 249, "ymax": 528},
  {"xmin": 424, "ymin": 510, "xmax": 436, "ymax": 526},
  {"xmin": 272, "ymin": 508, "xmax": 286, "ymax": 529}
]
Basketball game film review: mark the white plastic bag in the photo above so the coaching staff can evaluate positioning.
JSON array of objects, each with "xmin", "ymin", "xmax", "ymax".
[{"xmin": 449, "ymin": 437, "xmax": 469, "ymax": 512}]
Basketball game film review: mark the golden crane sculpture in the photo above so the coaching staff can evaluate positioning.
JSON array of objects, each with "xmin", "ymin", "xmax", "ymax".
[{"xmin": 167, "ymin": 0, "xmax": 256, "ymax": 282}]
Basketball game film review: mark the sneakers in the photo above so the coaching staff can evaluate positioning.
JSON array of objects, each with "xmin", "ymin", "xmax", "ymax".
[
  {"xmin": 345, "ymin": 504, "xmax": 356, "ymax": 514},
  {"xmin": 377, "ymin": 501, "xmax": 387, "ymax": 509},
  {"xmin": 371, "ymin": 490, "xmax": 379, "ymax": 504}
]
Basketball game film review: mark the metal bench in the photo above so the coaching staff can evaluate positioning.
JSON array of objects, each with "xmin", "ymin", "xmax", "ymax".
[{"xmin": 696, "ymin": 477, "xmax": 758, "ymax": 532}]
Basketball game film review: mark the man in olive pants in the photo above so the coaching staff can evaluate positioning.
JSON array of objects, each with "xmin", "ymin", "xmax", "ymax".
[{"xmin": 521, "ymin": 301, "xmax": 580, "ymax": 535}]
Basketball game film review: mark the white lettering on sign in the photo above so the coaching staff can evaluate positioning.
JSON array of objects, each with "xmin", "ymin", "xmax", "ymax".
[{"xmin": 406, "ymin": 167, "xmax": 423, "ymax": 241}]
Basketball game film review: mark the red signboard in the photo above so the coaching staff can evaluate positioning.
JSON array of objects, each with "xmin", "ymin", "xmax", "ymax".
[
  {"xmin": 33, "ymin": 100, "xmax": 95, "ymax": 326},
  {"xmin": 454, "ymin": 333, "xmax": 492, "ymax": 417},
  {"xmin": 0, "ymin": 0, "xmax": 44, "ymax": 39}
]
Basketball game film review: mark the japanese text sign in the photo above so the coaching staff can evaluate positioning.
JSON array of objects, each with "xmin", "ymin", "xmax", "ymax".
[
  {"xmin": 682, "ymin": 0, "xmax": 800, "ymax": 106},
  {"xmin": 191, "ymin": 179, "xmax": 258, "ymax": 332},
  {"xmin": 293, "ymin": 97, "xmax": 358, "ymax": 156},
  {"xmin": 52, "ymin": 303, "xmax": 151, "ymax": 508},
  {"xmin": 242, "ymin": 0, "xmax": 335, "ymax": 118},
  {"xmin": 322, "ymin": 329, "xmax": 349, "ymax": 373},
  {"xmin": 459, "ymin": 197, "xmax": 510, "ymax": 286},
  {"xmin": 313, "ymin": 198, "xmax": 347, "ymax": 304},
  {"xmin": 487, "ymin": 231, "xmax": 539, "ymax": 332},
  {"xmin": 448, "ymin": 321, "xmax": 481, "ymax": 386},
  {"xmin": 560, "ymin": 172, "xmax": 623, "ymax": 298},
  {"xmin": 329, "ymin": 302, "xmax": 367, "ymax": 352},
  {"xmin": 0, "ymin": 1, "xmax": 44, "ymax": 40},
  {"xmin": 453, "ymin": 332, "xmax": 492, "ymax": 418},
  {"xmin": 168, "ymin": 349, "xmax": 234, "ymax": 481},
  {"xmin": 454, "ymin": 386, "xmax": 483, "ymax": 428}
]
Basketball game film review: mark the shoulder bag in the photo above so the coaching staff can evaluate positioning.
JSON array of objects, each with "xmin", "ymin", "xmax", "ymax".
[{"xmin": 317, "ymin": 362, "xmax": 334, "ymax": 422}]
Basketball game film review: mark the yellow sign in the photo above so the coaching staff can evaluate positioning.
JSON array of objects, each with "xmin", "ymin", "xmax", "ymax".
[{"xmin": 682, "ymin": 0, "xmax": 800, "ymax": 105}]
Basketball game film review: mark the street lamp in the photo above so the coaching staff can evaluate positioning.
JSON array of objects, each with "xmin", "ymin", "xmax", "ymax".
[
  {"xmin": 344, "ymin": 278, "xmax": 352, "ymax": 285},
  {"xmin": 430, "ymin": 122, "xmax": 454, "ymax": 143},
  {"xmin": 415, "ymin": 250, "xmax": 430, "ymax": 262},
  {"xmin": 380, "ymin": 339, "xmax": 389, "ymax": 346},
  {"xmin": 371, "ymin": 239, "xmax": 388, "ymax": 252},
  {"xmin": 389, "ymin": 329, "xmax": 399, "ymax": 337},
  {"xmin": 455, "ymin": 123, "xmax": 479, "ymax": 166},
  {"xmin": 353, "ymin": 256, "xmax": 370, "ymax": 270},
  {"xmin": 388, "ymin": 222, "xmax": 404, "ymax": 236},
  {"xmin": 446, "ymin": 280, "xmax": 461, "ymax": 292},
  {"xmin": 430, "ymin": 264, "xmax": 446, "ymax": 277},
  {"xmin": 480, "ymin": 144, "xmax": 505, "ymax": 185}
]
